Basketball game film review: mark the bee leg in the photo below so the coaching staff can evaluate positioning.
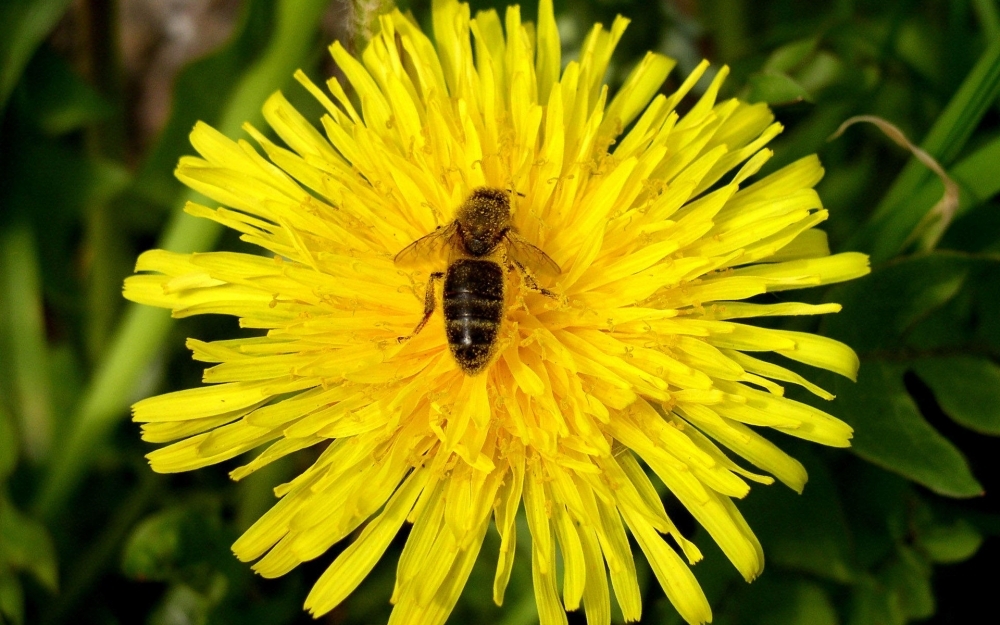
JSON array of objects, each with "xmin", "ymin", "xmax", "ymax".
[
  {"xmin": 510, "ymin": 259, "xmax": 557, "ymax": 299},
  {"xmin": 398, "ymin": 272, "xmax": 444, "ymax": 342}
]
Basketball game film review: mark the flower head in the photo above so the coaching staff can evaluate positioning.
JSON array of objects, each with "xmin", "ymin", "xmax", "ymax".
[{"xmin": 124, "ymin": 1, "xmax": 870, "ymax": 623}]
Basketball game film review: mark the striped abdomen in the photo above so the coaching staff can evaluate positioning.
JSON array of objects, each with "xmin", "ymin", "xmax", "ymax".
[{"xmin": 443, "ymin": 259, "xmax": 504, "ymax": 374}]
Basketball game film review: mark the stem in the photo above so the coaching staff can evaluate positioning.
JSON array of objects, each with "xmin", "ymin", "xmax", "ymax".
[
  {"xmin": 78, "ymin": 0, "xmax": 126, "ymax": 363},
  {"xmin": 34, "ymin": 0, "xmax": 335, "ymax": 521}
]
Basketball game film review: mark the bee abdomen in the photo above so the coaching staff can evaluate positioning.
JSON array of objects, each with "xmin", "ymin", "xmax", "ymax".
[
  {"xmin": 444, "ymin": 260, "xmax": 504, "ymax": 374},
  {"xmin": 442, "ymin": 292, "xmax": 504, "ymax": 319}
]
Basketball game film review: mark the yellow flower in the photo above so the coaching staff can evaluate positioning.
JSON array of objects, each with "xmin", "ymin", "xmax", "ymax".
[{"xmin": 123, "ymin": 1, "xmax": 870, "ymax": 623}]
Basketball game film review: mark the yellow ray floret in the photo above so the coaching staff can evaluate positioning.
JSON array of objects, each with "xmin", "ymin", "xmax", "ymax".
[{"xmin": 123, "ymin": 1, "xmax": 870, "ymax": 623}]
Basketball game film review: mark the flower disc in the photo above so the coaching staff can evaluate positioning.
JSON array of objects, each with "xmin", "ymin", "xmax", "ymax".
[{"xmin": 124, "ymin": 1, "xmax": 870, "ymax": 623}]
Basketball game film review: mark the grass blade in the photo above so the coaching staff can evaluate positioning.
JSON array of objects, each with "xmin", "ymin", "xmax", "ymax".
[{"xmin": 851, "ymin": 40, "xmax": 1000, "ymax": 261}]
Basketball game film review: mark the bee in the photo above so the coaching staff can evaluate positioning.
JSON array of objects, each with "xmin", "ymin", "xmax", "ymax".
[{"xmin": 394, "ymin": 187, "xmax": 561, "ymax": 375}]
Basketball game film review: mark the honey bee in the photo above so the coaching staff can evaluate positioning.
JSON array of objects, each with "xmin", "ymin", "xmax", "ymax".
[{"xmin": 394, "ymin": 187, "xmax": 561, "ymax": 374}]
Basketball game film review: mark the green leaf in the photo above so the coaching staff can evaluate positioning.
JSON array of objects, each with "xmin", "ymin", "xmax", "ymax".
[
  {"xmin": 831, "ymin": 362, "xmax": 983, "ymax": 498},
  {"xmin": 912, "ymin": 356, "xmax": 1000, "ymax": 435},
  {"xmin": 1, "ymin": 126, "xmax": 129, "ymax": 231},
  {"xmin": 746, "ymin": 71, "xmax": 812, "ymax": 105},
  {"xmin": 763, "ymin": 38, "xmax": 818, "ymax": 74},
  {"xmin": 120, "ymin": 508, "xmax": 184, "ymax": 582},
  {"xmin": 14, "ymin": 46, "xmax": 112, "ymax": 135},
  {"xmin": 929, "ymin": 136, "xmax": 1000, "ymax": 251},
  {"xmin": 794, "ymin": 51, "xmax": 845, "ymax": 95},
  {"xmin": 974, "ymin": 0, "xmax": 1000, "ymax": 40},
  {"xmin": 901, "ymin": 281, "xmax": 976, "ymax": 351},
  {"xmin": 768, "ymin": 581, "xmax": 838, "ymax": 625},
  {"xmin": 956, "ymin": 137, "xmax": 1000, "ymax": 205},
  {"xmin": 822, "ymin": 253, "xmax": 971, "ymax": 353},
  {"xmin": 148, "ymin": 584, "xmax": 214, "ymax": 625},
  {"xmin": 920, "ymin": 518, "xmax": 983, "ymax": 563},
  {"xmin": 848, "ymin": 575, "xmax": 906, "ymax": 625},
  {"xmin": 0, "ymin": 498, "xmax": 57, "ymax": 591},
  {"xmin": 974, "ymin": 266, "xmax": 1000, "ymax": 350},
  {"xmin": 121, "ymin": 506, "xmax": 233, "ymax": 589},
  {"xmin": 881, "ymin": 546, "xmax": 934, "ymax": 620},
  {"xmin": 939, "ymin": 197, "xmax": 1000, "ymax": 254},
  {"xmin": 719, "ymin": 577, "xmax": 839, "ymax": 625},
  {"xmin": 838, "ymin": 460, "xmax": 911, "ymax": 570},
  {"xmin": 0, "ymin": 0, "xmax": 73, "ymax": 112},
  {"xmin": 0, "ymin": 574, "xmax": 24, "ymax": 625}
]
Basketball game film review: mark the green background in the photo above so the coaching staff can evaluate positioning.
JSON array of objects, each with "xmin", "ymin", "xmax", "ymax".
[{"xmin": 2, "ymin": 0, "xmax": 999, "ymax": 623}]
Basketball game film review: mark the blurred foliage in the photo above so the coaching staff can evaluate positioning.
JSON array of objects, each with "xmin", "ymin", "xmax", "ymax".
[{"xmin": 1, "ymin": 0, "xmax": 999, "ymax": 623}]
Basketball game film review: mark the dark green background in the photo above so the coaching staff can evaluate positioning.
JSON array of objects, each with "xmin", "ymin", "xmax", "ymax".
[{"xmin": 2, "ymin": 0, "xmax": 999, "ymax": 623}]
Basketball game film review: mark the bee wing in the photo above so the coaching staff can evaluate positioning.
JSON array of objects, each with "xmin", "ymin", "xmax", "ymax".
[
  {"xmin": 504, "ymin": 230, "xmax": 561, "ymax": 276},
  {"xmin": 394, "ymin": 222, "xmax": 459, "ymax": 267}
]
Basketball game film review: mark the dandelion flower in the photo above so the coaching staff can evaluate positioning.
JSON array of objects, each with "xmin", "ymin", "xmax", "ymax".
[{"xmin": 124, "ymin": 0, "xmax": 870, "ymax": 623}]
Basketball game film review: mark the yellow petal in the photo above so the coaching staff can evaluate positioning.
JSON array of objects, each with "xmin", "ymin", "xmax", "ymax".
[{"xmin": 305, "ymin": 468, "xmax": 429, "ymax": 616}]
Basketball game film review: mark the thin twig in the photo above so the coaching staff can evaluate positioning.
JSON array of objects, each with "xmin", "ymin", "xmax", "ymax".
[{"xmin": 829, "ymin": 115, "xmax": 960, "ymax": 252}]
